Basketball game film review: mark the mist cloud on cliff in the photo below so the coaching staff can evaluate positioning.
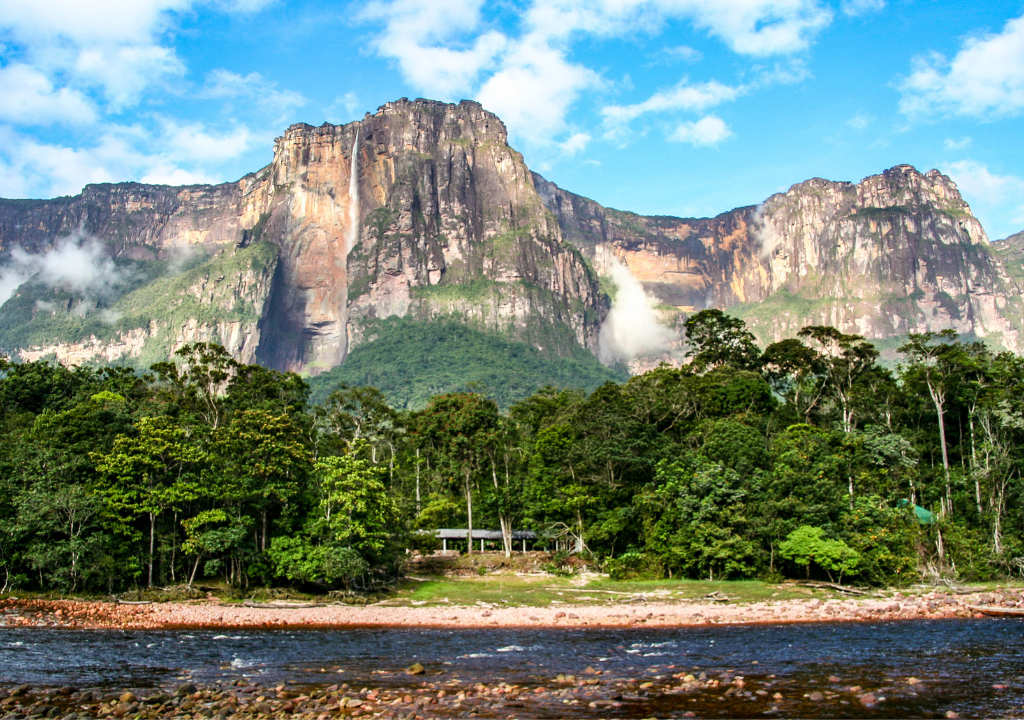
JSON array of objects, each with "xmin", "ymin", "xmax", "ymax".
[
  {"xmin": 0, "ymin": 232, "xmax": 125, "ymax": 307},
  {"xmin": 598, "ymin": 258, "xmax": 675, "ymax": 365}
]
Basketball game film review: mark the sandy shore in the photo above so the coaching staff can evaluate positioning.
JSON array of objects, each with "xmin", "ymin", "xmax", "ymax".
[{"xmin": 1, "ymin": 588, "xmax": 1012, "ymax": 630}]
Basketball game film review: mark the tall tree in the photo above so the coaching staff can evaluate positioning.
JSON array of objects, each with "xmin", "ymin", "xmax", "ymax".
[
  {"xmin": 94, "ymin": 417, "xmax": 207, "ymax": 586},
  {"xmin": 413, "ymin": 393, "xmax": 499, "ymax": 554},
  {"xmin": 684, "ymin": 309, "xmax": 761, "ymax": 372},
  {"xmin": 898, "ymin": 330, "xmax": 964, "ymax": 516}
]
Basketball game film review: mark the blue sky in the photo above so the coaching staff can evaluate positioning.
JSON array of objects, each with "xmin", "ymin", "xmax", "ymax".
[{"xmin": 1, "ymin": 0, "xmax": 1023, "ymax": 238}]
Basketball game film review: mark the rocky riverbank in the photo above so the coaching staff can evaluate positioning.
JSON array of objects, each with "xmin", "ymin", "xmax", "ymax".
[
  {"xmin": 2, "ymin": 588, "xmax": 1020, "ymax": 631},
  {"xmin": 0, "ymin": 666, "xmax": 976, "ymax": 720}
]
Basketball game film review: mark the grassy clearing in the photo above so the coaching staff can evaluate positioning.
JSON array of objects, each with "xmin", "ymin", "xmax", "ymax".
[{"xmin": 380, "ymin": 574, "xmax": 844, "ymax": 607}]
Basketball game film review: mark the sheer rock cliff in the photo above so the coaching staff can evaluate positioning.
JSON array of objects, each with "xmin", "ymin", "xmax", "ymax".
[
  {"xmin": 536, "ymin": 165, "xmax": 1022, "ymax": 352},
  {"xmin": 0, "ymin": 99, "xmax": 605, "ymax": 371},
  {"xmin": 1, "ymin": 98, "xmax": 1021, "ymax": 372}
]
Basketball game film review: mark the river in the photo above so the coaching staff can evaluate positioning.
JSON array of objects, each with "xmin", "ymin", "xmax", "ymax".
[{"xmin": 2, "ymin": 619, "xmax": 1022, "ymax": 718}]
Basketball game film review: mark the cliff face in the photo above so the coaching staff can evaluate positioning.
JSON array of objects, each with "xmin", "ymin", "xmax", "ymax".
[
  {"xmin": 536, "ymin": 165, "xmax": 1022, "ymax": 352},
  {"xmin": 1, "ymin": 98, "xmax": 1021, "ymax": 373},
  {"xmin": 0, "ymin": 99, "xmax": 605, "ymax": 371}
]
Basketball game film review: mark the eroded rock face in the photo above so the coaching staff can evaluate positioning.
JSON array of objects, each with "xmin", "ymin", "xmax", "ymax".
[
  {"xmin": 1, "ymin": 98, "xmax": 1021, "ymax": 373},
  {"xmin": 537, "ymin": 165, "xmax": 1023, "ymax": 352},
  {"xmin": 0, "ymin": 99, "xmax": 605, "ymax": 371}
]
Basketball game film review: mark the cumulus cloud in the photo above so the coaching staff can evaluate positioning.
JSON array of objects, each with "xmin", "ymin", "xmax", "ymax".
[
  {"xmin": 0, "ymin": 0, "xmax": 193, "ymax": 107},
  {"xmin": 603, "ymin": 78, "xmax": 741, "ymax": 126},
  {"xmin": 360, "ymin": 0, "xmax": 506, "ymax": 98},
  {"xmin": 899, "ymin": 14, "xmax": 1024, "ymax": 119},
  {"xmin": 477, "ymin": 37, "xmax": 602, "ymax": 142},
  {"xmin": 0, "ymin": 232, "xmax": 125, "ymax": 306},
  {"xmin": 598, "ymin": 256, "xmax": 675, "ymax": 364},
  {"xmin": 0, "ymin": 63, "xmax": 97, "ymax": 126},
  {"xmin": 669, "ymin": 115, "xmax": 732, "ymax": 146},
  {"xmin": 361, "ymin": 0, "xmax": 831, "ymax": 148},
  {"xmin": 0, "ymin": 120, "xmax": 245, "ymax": 200},
  {"xmin": 942, "ymin": 159, "xmax": 1024, "ymax": 239},
  {"xmin": 201, "ymin": 69, "xmax": 307, "ymax": 124},
  {"xmin": 560, "ymin": 132, "xmax": 591, "ymax": 155},
  {"xmin": 944, "ymin": 136, "xmax": 972, "ymax": 150}
]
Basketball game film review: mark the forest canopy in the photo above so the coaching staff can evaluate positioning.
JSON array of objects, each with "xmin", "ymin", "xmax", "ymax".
[{"xmin": 1, "ymin": 311, "xmax": 1022, "ymax": 595}]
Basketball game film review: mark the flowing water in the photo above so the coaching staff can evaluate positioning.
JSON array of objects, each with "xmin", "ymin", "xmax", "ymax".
[
  {"xmin": 2, "ymin": 619, "xmax": 1022, "ymax": 718},
  {"xmin": 347, "ymin": 129, "xmax": 359, "ymax": 254}
]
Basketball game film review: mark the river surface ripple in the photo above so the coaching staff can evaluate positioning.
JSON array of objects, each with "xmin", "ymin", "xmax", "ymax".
[{"xmin": 1, "ymin": 619, "xmax": 1022, "ymax": 718}]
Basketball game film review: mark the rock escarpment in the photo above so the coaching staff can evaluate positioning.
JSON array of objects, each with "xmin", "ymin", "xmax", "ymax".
[
  {"xmin": 536, "ymin": 165, "xmax": 1023, "ymax": 352},
  {"xmin": 0, "ymin": 99, "xmax": 605, "ymax": 371},
  {"xmin": 1, "ymin": 98, "xmax": 1022, "ymax": 373}
]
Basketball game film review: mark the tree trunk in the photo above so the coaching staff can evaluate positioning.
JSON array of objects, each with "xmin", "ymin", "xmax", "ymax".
[
  {"xmin": 415, "ymin": 448, "xmax": 421, "ymax": 514},
  {"xmin": 170, "ymin": 511, "xmax": 177, "ymax": 583},
  {"xmin": 465, "ymin": 473, "xmax": 473, "ymax": 556},
  {"xmin": 491, "ymin": 462, "xmax": 512, "ymax": 558},
  {"xmin": 929, "ymin": 385, "xmax": 952, "ymax": 516},
  {"xmin": 149, "ymin": 511, "xmax": 156, "ymax": 588},
  {"xmin": 188, "ymin": 554, "xmax": 202, "ymax": 588},
  {"xmin": 261, "ymin": 510, "xmax": 267, "ymax": 552},
  {"xmin": 499, "ymin": 513, "xmax": 512, "ymax": 558}
]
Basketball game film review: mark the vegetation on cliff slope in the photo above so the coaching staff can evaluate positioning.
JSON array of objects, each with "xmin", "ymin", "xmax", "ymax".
[
  {"xmin": 0, "ymin": 243, "xmax": 277, "ymax": 367},
  {"xmin": 308, "ymin": 317, "xmax": 626, "ymax": 410}
]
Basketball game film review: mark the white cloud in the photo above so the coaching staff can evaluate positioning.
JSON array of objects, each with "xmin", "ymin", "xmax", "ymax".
[
  {"xmin": 847, "ymin": 112, "xmax": 872, "ymax": 129},
  {"xmin": 677, "ymin": 0, "xmax": 832, "ymax": 56},
  {"xmin": 944, "ymin": 136, "xmax": 972, "ymax": 150},
  {"xmin": 476, "ymin": 37, "xmax": 601, "ymax": 142},
  {"xmin": 560, "ymin": 132, "xmax": 591, "ymax": 155},
  {"xmin": 943, "ymin": 159, "xmax": 1024, "ymax": 238},
  {"xmin": 201, "ymin": 69, "xmax": 307, "ymax": 123},
  {"xmin": 598, "ymin": 256, "xmax": 675, "ymax": 364},
  {"xmin": 841, "ymin": 0, "xmax": 884, "ymax": 17},
  {"xmin": 0, "ymin": 118, "xmax": 250, "ymax": 200},
  {"xmin": 900, "ymin": 14, "xmax": 1024, "ymax": 119},
  {"xmin": 669, "ymin": 115, "xmax": 732, "ymax": 146},
  {"xmin": 157, "ymin": 119, "xmax": 254, "ymax": 163},
  {"xmin": 0, "ymin": 232, "xmax": 125, "ymax": 305},
  {"xmin": 0, "ymin": 0, "xmax": 192, "ymax": 107},
  {"xmin": 360, "ymin": 0, "xmax": 506, "ymax": 98},
  {"xmin": 945, "ymin": 160, "xmax": 1024, "ymax": 205},
  {"xmin": 751, "ymin": 57, "xmax": 812, "ymax": 85},
  {"xmin": 664, "ymin": 45, "xmax": 702, "ymax": 63},
  {"xmin": 0, "ymin": 63, "xmax": 96, "ymax": 126},
  {"xmin": 362, "ymin": 0, "xmax": 831, "ymax": 148},
  {"xmin": 325, "ymin": 92, "xmax": 362, "ymax": 123},
  {"xmin": 603, "ymin": 78, "xmax": 741, "ymax": 125}
]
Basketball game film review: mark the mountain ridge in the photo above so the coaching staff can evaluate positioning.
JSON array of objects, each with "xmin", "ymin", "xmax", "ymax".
[{"xmin": 1, "ymin": 97, "xmax": 1021, "ymax": 381}]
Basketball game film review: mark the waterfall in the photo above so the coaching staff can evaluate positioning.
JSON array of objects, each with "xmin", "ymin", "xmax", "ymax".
[{"xmin": 347, "ymin": 129, "xmax": 360, "ymax": 254}]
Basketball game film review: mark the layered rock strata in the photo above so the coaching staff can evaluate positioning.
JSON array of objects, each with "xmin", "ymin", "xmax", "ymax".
[
  {"xmin": 536, "ymin": 165, "xmax": 1022, "ymax": 351},
  {"xmin": 1, "ymin": 98, "xmax": 1022, "ymax": 372},
  {"xmin": 0, "ymin": 99, "xmax": 605, "ymax": 371}
]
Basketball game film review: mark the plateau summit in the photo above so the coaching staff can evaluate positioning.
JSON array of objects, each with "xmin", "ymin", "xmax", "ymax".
[{"xmin": 1, "ymin": 98, "xmax": 1021, "ymax": 397}]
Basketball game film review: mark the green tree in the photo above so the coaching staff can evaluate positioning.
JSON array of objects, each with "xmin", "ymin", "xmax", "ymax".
[
  {"xmin": 898, "ymin": 330, "xmax": 966, "ymax": 516},
  {"xmin": 94, "ymin": 416, "xmax": 207, "ymax": 586},
  {"xmin": 684, "ymin": 309, "xmax": 761, "ymax": 372},
  {"xmin": 638, "ymin": 455, "xmax": 757, "ymax": 580},
  {"xmin": 779, "ymin": 525, "xmax": 860, "ymax": 582},
  {"xmin": 413, "ymin": 393, "xmax": 499, "ymax": 554},
  {"xmin": 213, "ymin": 410, "xmax": 311, "ymax": 553}
]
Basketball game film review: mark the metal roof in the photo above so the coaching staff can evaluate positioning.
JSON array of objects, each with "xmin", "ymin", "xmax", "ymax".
[{"xmin": 435, "ymin": 529, "xmax": 538, "ymax": 540}]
